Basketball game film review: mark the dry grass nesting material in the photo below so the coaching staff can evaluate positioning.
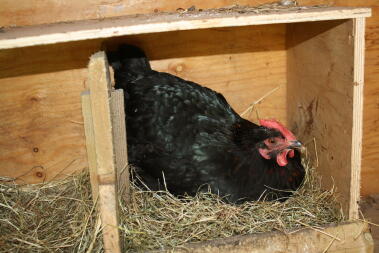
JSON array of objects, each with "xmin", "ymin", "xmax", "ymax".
[
  {"xmin": 0, "ymin": 174, "xmax": 102, "ymax": 253},
  {"xmin": 0, "ymin": 161, "xmax": 344, "ymax": 253},
  {"xmin": 119, "ymin": 161, "xmax": 344, "ymax": 252}
]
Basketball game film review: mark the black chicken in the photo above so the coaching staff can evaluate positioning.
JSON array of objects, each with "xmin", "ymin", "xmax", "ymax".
[{"xmin": 108, "ymin": 44, "xmax": 305, "ymax": 203}]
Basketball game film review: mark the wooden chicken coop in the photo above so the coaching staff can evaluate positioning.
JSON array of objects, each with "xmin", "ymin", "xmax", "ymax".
[{"xmin": 0, "ymin": 2, "xmax": 375, "ymax": 253}]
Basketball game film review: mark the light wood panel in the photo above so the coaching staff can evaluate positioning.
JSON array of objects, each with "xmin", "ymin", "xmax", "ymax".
[
  {"xmin": 298, "ymin": 0, "xmax": 379, "ymax": 196},
  {"xmin": 0, "ymin": 41, "xmax": 100, "ymax": 183},
  {"xmin": 0, "ymin": 7, "xmax": 370, "ymax": 50},
  {"xmin": 87, "ymin": 51, "xmax": 121, "ymax": 253},
  {"xmin": 351, "ymin": 17, "xmax": 366, "ymax": 220},
  {"xmin": 110, "ymin": 89, "xmax": 130, "ymax": 203},
  {"xmin": 81, "ymin": 91, "xmax": 99, "ymax": 201},
  {"xmin": 287, "ymin": 20, "xmax": 358, "ymax": 218},
  {"xmin": 0, "ymin": 69, "xmax": 88, "ymax": 184}
]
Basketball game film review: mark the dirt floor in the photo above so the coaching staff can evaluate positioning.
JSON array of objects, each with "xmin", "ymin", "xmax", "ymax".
[{"xmin": 361, "ymin": 194, "xmax": 379, "ymax": 252}]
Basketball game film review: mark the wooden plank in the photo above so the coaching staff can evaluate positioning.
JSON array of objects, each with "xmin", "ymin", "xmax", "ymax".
[
  {"xmin": 110, "ymin": 89, "xmax": 130, "ymax": 203},
  {"xmin": 0, "ymin": 40, "xmax": 100, "ymax": 183},
  {"xmin": 81, "ymin": 91, "xmax": 99, "ymax": 201},
  {"xmin": 357, "ymin": 4, "xmax": 379, "ymax": 197},
  {"xmin": 161, "ymin": 221, "xmax": 373, "ymax": 253},
  {"xmin": 87, "ymin": 51, "xmax": 121, "ymax": 253},
  {"xmin": 0, "ymin": 69, "xmax": 88, "ymax": 184},
  {"xmin": 287, "ymin": 20, "xmax": 357, "ymax": 218},
  {"xmin": 0, "ymin": 7, "xmax": 371, "ymax": 50},
  {"xmin": 350, "ymin": 17, "xmax": 366, "ymax": 219}
]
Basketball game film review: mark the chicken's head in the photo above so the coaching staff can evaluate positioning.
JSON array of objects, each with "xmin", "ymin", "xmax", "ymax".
[{"xmin": 258, "ymin": 119, "xmax": 302, "ymax": 166}]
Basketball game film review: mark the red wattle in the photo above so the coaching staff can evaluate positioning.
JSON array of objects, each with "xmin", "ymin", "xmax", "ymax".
[{"xmin": 276, "ymin": 149, "xmax": 291, "ymax": 166}]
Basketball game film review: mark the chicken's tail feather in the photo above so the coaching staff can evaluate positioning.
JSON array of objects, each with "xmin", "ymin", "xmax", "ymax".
[{"xmin": 107, "ymin": 44, "xmax": 152, "ymax": 88}]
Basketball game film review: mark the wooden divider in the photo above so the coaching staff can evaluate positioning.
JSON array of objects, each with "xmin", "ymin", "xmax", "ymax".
[
  {"xmin": 110, "ymin": 90, "xmax": 130, "ymax": 203},
  {"xmin": 81, "ymin": 52, "xmax": 125, "ymax": 253}
]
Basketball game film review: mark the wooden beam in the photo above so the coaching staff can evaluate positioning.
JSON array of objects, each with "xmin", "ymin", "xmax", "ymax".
[
  {"xmin": 163, "ymin": 221, "xmax": 373, "ymax": 253},
  {"xmin": 110, "ymin": 89, "xmax": 130, "ymax": 204},
  {"xmin": 81, "ymin": 91, "xmax": 99, "ymax": 201},
  {"xmin": 87, "ymin": 51, "xmax": 122, "ymax": 253},
  {"xmin": 350, "ymin": 17, "xmax": 366, "ymax": 219},
  {"xmin": 0, "ymin": 7, "xmax": 371, "ymax": 50}
]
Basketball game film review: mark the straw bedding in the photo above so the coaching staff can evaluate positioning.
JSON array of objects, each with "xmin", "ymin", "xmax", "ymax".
[{"xmin": 0, "ymin": 159, "xmax": 343, "ymax": 253}]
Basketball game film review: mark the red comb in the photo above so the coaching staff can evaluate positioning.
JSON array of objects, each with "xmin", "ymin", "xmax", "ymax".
[{"xmin": 259, "ymin": 119, "xmax": 297, "ymax": 141}]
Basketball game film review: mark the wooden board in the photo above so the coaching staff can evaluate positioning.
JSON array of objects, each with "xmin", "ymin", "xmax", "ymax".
[
  {"xmin": 157, "ymin": 221, "xmax": 373, "ymax": 253},
  {"xmin": 287, "ymin": 20, "xmax": 360, "ymax": 218},
  {"xmin": 0, "ymin": 69, "xmax": 88, "ymax": 184},
  {"xmin": 329, "ymin": 0, "xmax": 379, "ymax": 197},
  {"xmin": 294, "ymin": 0, "xmax": 379, "ymax": 198},
  {"xmin": 0, "ymin": 7, "xmax": 370, "ymax": 50},
  {"xmin": 0, "ymin": 41, "xmax": 100, "ymax": 183},
  {"xmin": 351, "ymin": 17, "xmax": 366, "ymax": 220},
  {"xmin": 110, "ymin": 89, "xmax": 130, "ymax": 203},
  {"xmin": 81, "ymin": 91, "xmax": 99, "ymax": 201},
  {"xmin": 87, "ymin": 51, "xmax": 121, "ymax": 253}
]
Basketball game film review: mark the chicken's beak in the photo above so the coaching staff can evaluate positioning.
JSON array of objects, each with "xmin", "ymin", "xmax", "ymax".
[{"xmin": 288, "ymin": 140, "xmax": 303, "ymax": 150}]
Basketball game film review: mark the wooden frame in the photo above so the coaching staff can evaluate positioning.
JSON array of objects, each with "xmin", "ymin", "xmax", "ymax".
[
  {"xmin": 0, "ymin": 5, "xmax": 374, "ymax": 253},
  {"xmin": 82, "ymin": 50, "xmax": 374, "ymax": 253},
  {"xmin": 0, "ymin": 7, "xmax": 370, "ymax": 50},
  {"xmin": 81, "ymin": 52, "xmax": 125, "ymax": 252}
]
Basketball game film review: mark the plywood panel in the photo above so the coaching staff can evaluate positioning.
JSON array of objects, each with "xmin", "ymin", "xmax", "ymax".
[
  {"xmin": 287, "ymin": 20, "xmax": 356, "ymax": 217},
  {"xmin": 0, "ymin": 40, "xmax": 101, "ymax": 78},
  {"xmin": 356, "ymin": 4, "xmax": 379, "ymax": 196},
  {"xmin": 110, "ymin": 89, "xmax": 130, "ymax": 203},
  {"xmin": 81, "ymin": 91, "xmax": 99, "ymax": 201},
  {"xmin": 0, "ymin": 69, "xmax": 88, "ymax": 183},
  {"xmin": 0, "ymin": 41, "xmax": 101, "ymax": 183},
  {"xmin": 298, "ymin": 0, "xmax": 379, "ymax": 196},
  {"xmin": 87, "ymin": 51, "xmax": 121, "ymax": 253}
]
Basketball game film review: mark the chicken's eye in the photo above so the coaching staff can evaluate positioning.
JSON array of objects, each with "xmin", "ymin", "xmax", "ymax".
[{"xmin": 269, "ymin": 138, "xmax": 276, "ymax": 144}]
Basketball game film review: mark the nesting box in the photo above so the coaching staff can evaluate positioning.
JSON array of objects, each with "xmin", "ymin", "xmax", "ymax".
[{"xmin": 0, "ymin": 5, "xmax": 374, "ymax": 253}]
